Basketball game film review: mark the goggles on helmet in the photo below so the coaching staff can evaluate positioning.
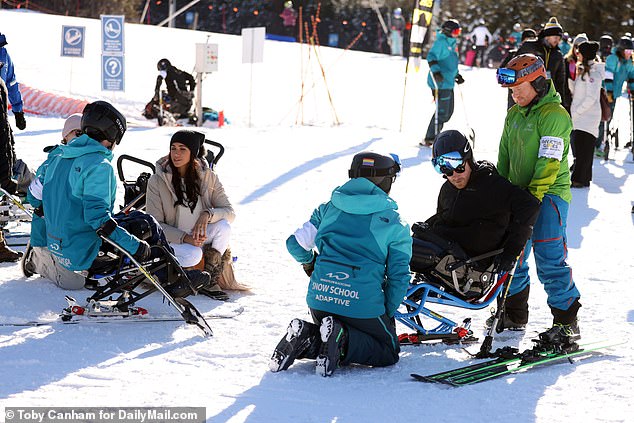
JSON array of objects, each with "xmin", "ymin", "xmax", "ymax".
[
  {"xmin": 432, "ymin": 151, "xmax": 466, "ymax": 176},
  {"xmin": 496, "ymin": 59, "xmax": 543, "ymax": 86},
  {"xmin": 451, "ymin": 27, "xmax": 462, "ymax": 37},
  {"xmin": 389, "ymin": 153, "xmax": 402, "ymax": 177}
]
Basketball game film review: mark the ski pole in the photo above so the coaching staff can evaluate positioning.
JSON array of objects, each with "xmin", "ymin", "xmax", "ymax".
[
  {"xmin": 0, "ymin": 187, "xmax": 33, "ymax": 218},
  {"xmin": 456, "ymin": 83, "xmax": 476, "ymax": 146},
  {"xmin": 98, "ymin": 234, "xmax": 213, "ymax": 337},
  {"xmin": 475, "ymin": 256, "xmax": 519, "ymax": 359},
  {"xmin": 399, "ymin": 57, "xmax": 411, "ymax": 132}
]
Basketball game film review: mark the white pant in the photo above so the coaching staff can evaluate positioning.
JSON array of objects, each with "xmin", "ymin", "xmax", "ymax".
[{"xmin": 171, "ymin": 219, "xmax": 231, "ymax": 268}]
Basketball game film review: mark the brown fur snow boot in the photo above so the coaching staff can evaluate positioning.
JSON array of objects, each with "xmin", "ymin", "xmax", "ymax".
[{"xmin": 200, "ymin": 245, "xmax": 229, "ymax": 301}]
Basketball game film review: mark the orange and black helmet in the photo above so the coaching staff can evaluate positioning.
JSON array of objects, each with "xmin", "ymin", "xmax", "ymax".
[{"xmin": 496, "ymin": 54, "xmax": 547, "ymax": 88}]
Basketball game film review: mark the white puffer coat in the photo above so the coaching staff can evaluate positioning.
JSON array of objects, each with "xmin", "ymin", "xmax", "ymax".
[{"xmin": 570, "ymin": 61, "xmax": 605, "ymax": 137}]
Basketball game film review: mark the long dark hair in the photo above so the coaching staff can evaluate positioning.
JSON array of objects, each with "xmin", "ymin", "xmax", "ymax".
[
  {"xmin": 168, "ymin": 146, "xmax": 205, "ymax": 212},
  {"xmin": 578, "ymin": 57, "xmax": 596, "ymax": 81}
]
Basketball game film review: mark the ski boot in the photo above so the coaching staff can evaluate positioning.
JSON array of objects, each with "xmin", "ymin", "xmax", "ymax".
[
  {"xmin": 316, "ymin": 316, "xmax": 348, "ymax": 377},
  {"xmin": 269, "ymin": 319, "xmax": 320, "ymax": 372}
]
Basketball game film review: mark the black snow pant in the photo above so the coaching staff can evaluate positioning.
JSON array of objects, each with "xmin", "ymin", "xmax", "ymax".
[
  {"xmin": 570, "ymin": 129, "xmax": 596, "ymax": 187},
  {"xmin": 310, "ymin": 308, "xmax": 400, "ymax": 368},
  {"xmin": 424, "ymin": 89, "xmax": 454, "ymax": 141}
]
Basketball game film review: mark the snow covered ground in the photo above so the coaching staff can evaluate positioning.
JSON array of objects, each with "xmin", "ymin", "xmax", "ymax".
[{"xmin": 1, "ymin": 10, "xmax": 633, "ymax": 423}]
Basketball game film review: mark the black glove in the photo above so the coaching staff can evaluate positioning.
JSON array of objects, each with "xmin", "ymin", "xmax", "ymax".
[
  {"xmin": 302, "ymin": 253, "xmax": 317, "ymax": 277},
  {"xmin": 14, "ymin": 112, "xmax": 26, "ymax": 130},
  {"xmin": 494, "ymin": 253, "xmax": 516, "ymax": 273},
  {"xmin": 455, "ymin": 74, "xmax": 465, "ymax": 84},
  {"xmin": 133, "ymin": 240, "xmax": 151, "ymax": 262},
  {"xmin": 433, "ymin": 72, "xmax": 444, "ymax": 83}
]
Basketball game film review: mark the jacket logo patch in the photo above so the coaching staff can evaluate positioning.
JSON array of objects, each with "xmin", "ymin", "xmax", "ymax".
[{"xmin": 325, "ymin": 272, "xmax": 349, "ymax": 281}]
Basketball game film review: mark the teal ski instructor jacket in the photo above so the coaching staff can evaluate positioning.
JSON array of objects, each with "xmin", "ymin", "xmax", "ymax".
[
  {"xmin": 286, "ymin": 178, "xmax": 412, "ymax": 319},
  {"xmin": 41, "ymin": 134, "xmax": 141, "ymax": 271},
  {"xmin": 426, "ymin": 30, "xmax": 459, "ymax": 91}
]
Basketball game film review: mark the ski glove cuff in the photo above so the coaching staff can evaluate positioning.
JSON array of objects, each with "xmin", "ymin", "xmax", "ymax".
[
  {"xmin": 494, "ymin": 253, "xmax": 516, "ymax": 273},
  {"xmin": 302, "ymin": 252, "xmax": 317, "ymax": 277},
  {"xmin": 133, "ymin": 240, "xmax": 152, "ymax": 262}
]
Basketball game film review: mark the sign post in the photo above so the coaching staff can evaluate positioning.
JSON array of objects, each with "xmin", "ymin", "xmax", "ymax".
[
  {"xmin": 242, "ymin": 27, "xmax": 265, "ymax": 127},
  {"xmin": 194, "ymin": 43, "xmax": 219, "ymax": 126}
]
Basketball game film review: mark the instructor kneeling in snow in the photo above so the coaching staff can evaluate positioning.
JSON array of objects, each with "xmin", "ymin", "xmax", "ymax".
[{"xmin": 270, "ymin": 152, "xmax": 411, "ymax": 377}]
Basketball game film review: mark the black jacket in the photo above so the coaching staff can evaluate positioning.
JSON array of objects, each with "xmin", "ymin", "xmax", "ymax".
[
  {"xmin": 154, "ymin": 65, "xmax": 196, "ymax": 99},
  {"xmin": 426, "ymin": 161, "xmax": 540, "ymax": 262},
  {"xmin": 517, "ymin": 38, "xmax": 571, "ymax": 112}
]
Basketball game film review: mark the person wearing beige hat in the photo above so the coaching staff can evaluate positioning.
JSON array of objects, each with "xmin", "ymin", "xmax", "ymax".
[{"xmin": 61, "ymin": 113, "xmax": 82, "ymax": 144}]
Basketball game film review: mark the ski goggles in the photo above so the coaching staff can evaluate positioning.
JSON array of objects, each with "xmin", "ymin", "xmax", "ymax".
[
  {"xmin": 451, "ymin": 28, "xmax": 462, "ymax": 37},
  {"xmin": 496, "ymin": 59, "xmax": 544, "ymax": 86},
  {"xmin": 389, "ymin": 153, "xmax": 402, "ymax": 178},
  {"xmin": 432, "ymin": 151, "xmax": 466, "ymax": 176}
]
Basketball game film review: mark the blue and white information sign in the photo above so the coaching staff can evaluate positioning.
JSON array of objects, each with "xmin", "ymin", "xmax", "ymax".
[
  {"xmin": 101, "ymin": 15, "xmax": 125, "ymax": 92},
  {"xmin": 102, "ymin": 55, "xmax": 125, "ymax": 91},
  {"xmin": 101, "ymin": 15, "xmax": 124, "ymax": 54},
  {"xmin": 61, "ymin": 26, "xmax": 85, "ymax": 57}
]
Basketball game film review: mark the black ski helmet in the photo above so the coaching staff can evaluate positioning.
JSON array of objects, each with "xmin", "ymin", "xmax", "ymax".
[
  {"xmin": 440, "ymin": 19, "xmax": 461, "ymax": 37},
  {"xmin": 617, "ymin": 36, "xmax": 634, "ymax": 51},
  {"xmin": 432, "ymin": 130, "xmax": 474, "ymax": 166},
  {"xmin": 81, "ymin": 101, "xmax": 127, "ymax": 145},
  {"xmin": 157, "ymin": 58, "xmax": 171, "ymax": 71},
  {"xmin": 349, "ymin": 152, "xmax": 401, "ymax": 194}
]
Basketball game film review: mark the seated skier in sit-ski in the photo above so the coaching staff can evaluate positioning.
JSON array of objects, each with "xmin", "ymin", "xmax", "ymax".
[
  {"xmin": 411, "ymin": 130, "xmax": 540, "ymax": 311},
  {"xmin": 24, "ymin": 101, "xmax": 212, "ymax": 297}
]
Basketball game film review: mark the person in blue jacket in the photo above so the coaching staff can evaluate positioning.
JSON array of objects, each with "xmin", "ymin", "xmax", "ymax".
[
  {"xmin": 22, "ymin": 115, "xmax": 86, "ymax": 288},
  {"xmin": 597, "ymin": 35, "xmax": 634, "ymax": 152},
  {"xmin": 270, "ymin": 152, "xmax": 412, "ymax": 377},
  {"xmin": 37, "ymin": 102, "xmax": 154, "ymax": 275},
  {"xmin": 421, "ymin": 19, "xmax": 465, "ymax": 146},
  {"xmin": 0, "ymin": 33, "xmax": 25, "ymax": 130}
]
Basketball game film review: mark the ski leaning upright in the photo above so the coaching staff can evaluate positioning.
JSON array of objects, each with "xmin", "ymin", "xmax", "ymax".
[{"xmin": 411, "ymin": 339, "xmax": 623, "ymax": 386}]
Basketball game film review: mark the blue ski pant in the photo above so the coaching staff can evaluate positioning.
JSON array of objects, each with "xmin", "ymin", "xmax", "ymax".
[
  {"xmin": 310, "ymin": 309, "xmax": 400, "ymax": 368},
  {"xmin": 508, "ymin": 194, "xmax": 581, "ymax": 311},
  {"xmin": 424, "ymin": 89, "xmax": 454, "ymax": 140}
]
